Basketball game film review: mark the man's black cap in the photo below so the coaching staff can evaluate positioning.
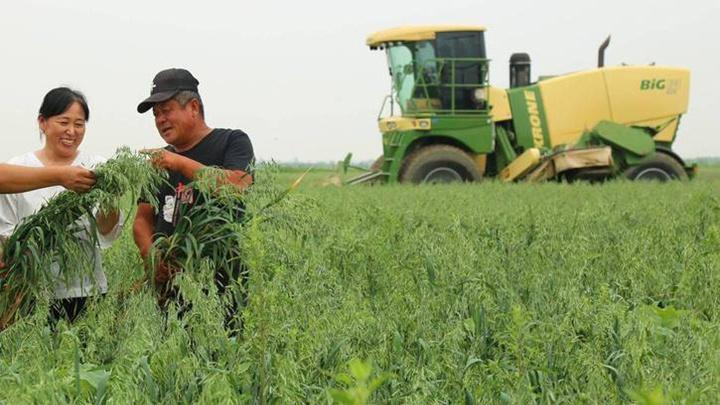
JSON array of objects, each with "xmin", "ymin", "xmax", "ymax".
[{"xmin": 137, "ymin": 68, "xmax": 200, "ymax": 113}]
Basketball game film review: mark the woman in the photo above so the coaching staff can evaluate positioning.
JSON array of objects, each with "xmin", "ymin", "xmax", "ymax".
[{"xmin": 0, "ymin": 87, "xmax": 122, "ymax": 324}]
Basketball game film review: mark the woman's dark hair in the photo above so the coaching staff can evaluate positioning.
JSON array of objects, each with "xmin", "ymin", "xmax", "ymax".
[{"xmin": 38, "ymin": 87, "xmax": 90, "ymax": 121}]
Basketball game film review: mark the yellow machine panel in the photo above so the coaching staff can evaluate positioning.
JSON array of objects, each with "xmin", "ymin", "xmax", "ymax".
[
  {"xmin": 538, "ymin": 70, "xmax": 612, "ymax": 147},
  {"xmin": 603, "ymin": 66, "xmax": 690, "ymax": 124},
  {"xmin": 499, "ymin": 148, "xmax": 541, "ymax": 182},
  {"xmin": 489, "ymin": 86, "xmax": 512, "ymax": 122},
  {"xmin": 653, "ymin": 119, "xmax": 680, "ymax": 143},
  {"xmin": 536, "ymin": 66, "xmax": 689, "ymax": 147},
  {"xmin": 378, "ymin": 116, "xmax": 432, "ymax": 134}
]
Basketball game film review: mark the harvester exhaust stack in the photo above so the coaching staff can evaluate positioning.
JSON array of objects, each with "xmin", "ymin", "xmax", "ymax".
[
  {"xmin": 598, "ymin": 35, "xmax": 611, "ymax": 67},
  {"xmin": 509, "ymin": 53, "xmax": 531, "ymax": 88}
]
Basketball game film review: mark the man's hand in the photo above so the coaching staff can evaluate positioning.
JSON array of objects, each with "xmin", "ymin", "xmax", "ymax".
[
  {"xmin": 143, "ymin": 149, "xmax": 183, "ymax": 172},
  {"xmin": 226, "ymin": 170, "xmax": 253, "ymax": 189},
  {"xmin": 143, "ymin": 148, "xmax": 207, "ymax": 180},
  {"xmin": 154, "ymin": 261, "xmax": 180, "ymax": 287},
  {"xmin": 154, "ymin": 260, "xmax": 170, "ymax": 285},
  {"xmin": 138, "ymin": 250, "xmax": 180, "ymax": 293},
  {"xmin": 153, "ymin": 260, "xmax": 181, "ymax": 310},
  {"xmin": 57, "ymin": 166, "xmax": 96, "ymax": 193}
]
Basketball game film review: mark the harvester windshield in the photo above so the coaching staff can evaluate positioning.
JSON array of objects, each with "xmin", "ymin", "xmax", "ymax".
[
  {"xmin": 387, "ymin": 42, "xmax": 438, "ymax": 114},
  {"xmin": 379, "ymin": 31, "xmax": 490, "ymax": 116}
]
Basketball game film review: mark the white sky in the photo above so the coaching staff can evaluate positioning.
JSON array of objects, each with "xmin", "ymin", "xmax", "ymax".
[{"xmin": 1, "ymin": 0, "xmax": 718, "ymax": 163}]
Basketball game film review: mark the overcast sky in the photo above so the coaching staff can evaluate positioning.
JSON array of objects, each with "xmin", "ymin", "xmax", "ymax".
[{"xmin": 1, "ymin": 0, "xmax": 717, "ymax": 163}]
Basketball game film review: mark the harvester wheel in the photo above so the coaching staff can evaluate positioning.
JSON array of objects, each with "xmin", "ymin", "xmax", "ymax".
[
  {"xmin": 400, "ymin": 145, "xmax": 482, "ymax": 184},
  {"xmin": 624, "ymin": 153, "xmax": 688, "ymax": 181}
]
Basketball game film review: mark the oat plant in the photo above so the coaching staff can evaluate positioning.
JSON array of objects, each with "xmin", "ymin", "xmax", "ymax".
[{"xmin": 0, "ymin": 148, "xmax": 165, "ymax": 331}]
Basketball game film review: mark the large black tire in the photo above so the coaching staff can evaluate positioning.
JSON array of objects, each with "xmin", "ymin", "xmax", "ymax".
[
  {"xmin": 624, "ymin": 152, "xmax": 688, "ymax": 181},
  {"xmin": 400, "ymin": 145, "xmax": 482, "ymax": 184}
]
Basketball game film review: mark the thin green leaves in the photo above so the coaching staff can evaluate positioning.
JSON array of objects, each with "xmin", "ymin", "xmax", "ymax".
[{"xmin": 0, "ymin": 148, "xmax": 165, "ymax": 331}]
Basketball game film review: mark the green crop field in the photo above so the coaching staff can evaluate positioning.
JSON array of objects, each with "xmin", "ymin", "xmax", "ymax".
[{"xmin": 1, "ymin": 165, "xmax": 719, "ymax": 404}]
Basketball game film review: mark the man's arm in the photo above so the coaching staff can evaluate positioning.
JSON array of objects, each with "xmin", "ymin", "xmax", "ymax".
[
  {"xmin": 133, "ymin": 203, "xmax": 155, "ymax": 261},
  {"xmin": 0, "ymin": 164, "xmax": 95, "ymax": 193},
  {"xmin": 130, "ymin": 203, "xmax": 157, "ymax": 290},
  {"xmin": 148, "ymin": 150, "xmax": 253, "ymax": 189},
  {"xmin": 133, "ymin": 202, "xmax": 180, "ymax": 286}
]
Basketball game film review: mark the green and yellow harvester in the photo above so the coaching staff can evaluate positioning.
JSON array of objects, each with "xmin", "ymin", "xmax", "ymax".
[{"xmin": 349, "ymin": 25, "xmax": 695, "ymax": 184}]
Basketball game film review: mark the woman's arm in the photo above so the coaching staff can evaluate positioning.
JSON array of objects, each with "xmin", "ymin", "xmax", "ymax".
[{"xmin": 0, "ymin": 164, "xmax": 95, "ymax": 193}]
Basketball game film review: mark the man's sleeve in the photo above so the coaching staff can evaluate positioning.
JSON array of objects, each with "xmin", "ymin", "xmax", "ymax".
[{"xmin": 222, "ymin": 131, "xmax": 255, "ymax": 173}]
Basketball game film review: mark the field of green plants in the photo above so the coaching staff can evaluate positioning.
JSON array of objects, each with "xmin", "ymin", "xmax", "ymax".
[{"xmin": 1, "ymin": 164, "xmax": 719, "ymax": 404}]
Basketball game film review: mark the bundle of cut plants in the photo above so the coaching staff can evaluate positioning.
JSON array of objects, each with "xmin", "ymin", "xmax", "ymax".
[
  {"xmin": 149, "ymin": 168, "xmax": 250, "ymax": 298},
  {"xmin": 0, "ymin": 148, "xmax": 165, "ymax": 331},
  {"xmin": 148, "ymin": 166, "xmax": 306, "ymax": 304}
]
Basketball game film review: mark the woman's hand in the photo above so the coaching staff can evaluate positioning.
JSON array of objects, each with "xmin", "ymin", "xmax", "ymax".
[
  {"xmin": 57, "ymin": 166, "xmax": 96, "ymax": 193},
  {"xmin": 95, "ymin": 209, "xmax": 120, "ymax": 236}
]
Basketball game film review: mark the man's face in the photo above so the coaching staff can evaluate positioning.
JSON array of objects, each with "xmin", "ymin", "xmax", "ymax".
[{"xmin": 152, "ymin": 99, "xmax": 195, "ymax": 146}]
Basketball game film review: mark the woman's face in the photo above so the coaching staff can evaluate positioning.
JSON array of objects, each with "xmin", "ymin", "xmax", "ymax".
[{"xmin": 38, "ymin": 101, "xmax": 86, "ymax": 160}]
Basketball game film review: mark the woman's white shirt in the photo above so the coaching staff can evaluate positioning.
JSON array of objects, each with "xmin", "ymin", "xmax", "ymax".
[{"xmin": 0, "ymin": 151, "xmax": 123, "ymax": 299}]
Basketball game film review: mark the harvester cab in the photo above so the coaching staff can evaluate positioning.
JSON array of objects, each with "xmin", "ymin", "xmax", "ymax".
[
  {"xmin": 372, "ymin": 27, "xmax": 489, "ymax": 114},
  {"xmin": 349, "ymin": 25, "xmax": 695, "ymax": 185}
]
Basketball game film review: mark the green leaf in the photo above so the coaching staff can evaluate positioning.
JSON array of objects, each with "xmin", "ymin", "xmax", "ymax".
[
  {"xmin": 367, "ymin": 373, "xmax": 391, "ymax": 392},
  {"xmin": 626, "ymin": 386, "xmax": 668, "ymax": 405},
  {"xmin": 348, "ymin": 358, "xmax": 371, "ymax": 382},
  {"xmin": 653, "ymin": 306, "xmax": 682, "ymax": 329},
  {"xmin": 464, "ymin": 357, "xmax": 483, "ymax": 372},
  {"xmin": 335, "ymin": 372, "xmax": 354, "ymax": 386},
  {"xmin": 464, "ymin": 388, "xmax": 476, "ymax": 405},
  {"xmin": 79, "ymin": 367, "xmax": 111, "ymax": 391},
  {"xmin": 463, "ymin": 318, "xmax": 475, "ymax": 334},
  {"xmin": 328, "ymin": 389, "xmax": 355, "ymax": 404}
]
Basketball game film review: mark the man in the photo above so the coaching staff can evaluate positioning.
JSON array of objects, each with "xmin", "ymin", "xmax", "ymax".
[{"xmin": 133, "ymin": 68, "xmax": 254, "ymax": 326}]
